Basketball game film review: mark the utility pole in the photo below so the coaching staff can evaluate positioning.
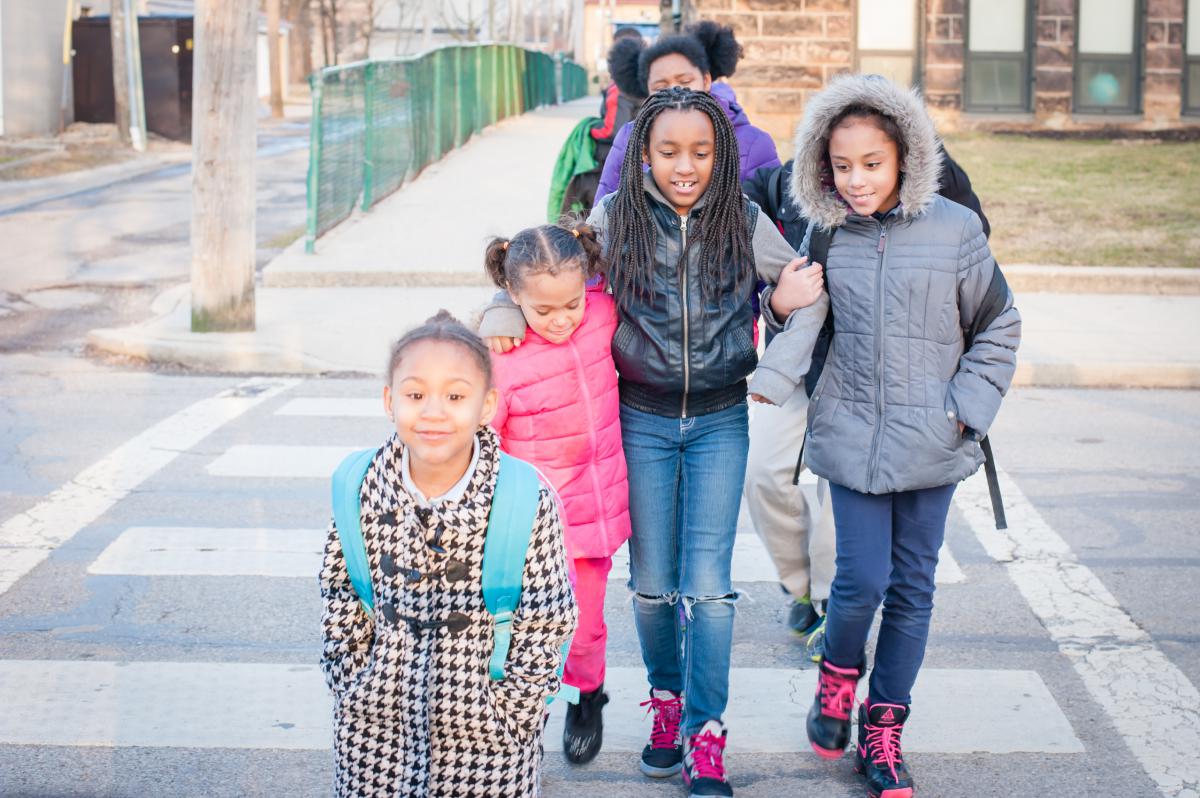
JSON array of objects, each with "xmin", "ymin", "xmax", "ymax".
[
  {"xmin": 109, "ymin": 0, "xmax": 147, "ymax": 150},
  {"xmin": 190, "ymin": 0, "xmax": 257, "ymax": 332},
  {"xmin": 267, "ymin": 0, "xmax": 284, "ymax": 119}
]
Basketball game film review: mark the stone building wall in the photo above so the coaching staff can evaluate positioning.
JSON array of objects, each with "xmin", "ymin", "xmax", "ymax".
[
  {"xmin": 686, "ymin": 0, "xmax": 1195, "ymax": 138},
  {"xmin": 692, "ymin": 0, "xmax": 854, "ymax": 146}
]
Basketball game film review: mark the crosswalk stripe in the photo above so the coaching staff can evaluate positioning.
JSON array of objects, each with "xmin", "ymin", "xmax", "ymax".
[
  {"xmin": 0, "ymin": 378, "xmax": 299, "ymax": 598},
  {"xmin": 87, "ymin": 526, "xmax": 964, "ymax": 587},
  {"xmin": 956, "ymin": 469, "xmax": 1200, "ymax": 797},
  {"xmin": 610, "ymin": 539, "xmax": 963, "ymax": 586},
  {"xmin": 276, "ymin": 398, "xmax": 381, "ymax": 417},
  {"xmin": 0, "ymin": 661, "xmax": 1080, "ymax": 755},
  {"xmin": 88, "ymin": 527, "xmax": 323, "ymax": 577},
  {"xmin": 206, "ymin": 445, "xmax": 369, "ymax": 479}
]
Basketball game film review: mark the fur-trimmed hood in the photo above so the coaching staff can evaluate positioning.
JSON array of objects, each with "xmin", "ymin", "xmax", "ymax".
[{"xmin": 790, "ymin": 73, "xmax": 942, "ymax": 230}]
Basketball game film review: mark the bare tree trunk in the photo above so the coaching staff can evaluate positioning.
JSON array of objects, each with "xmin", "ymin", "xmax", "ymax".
[
  {"xmin": 328, "ymin": 0, "xmax": 341, "ymax": 64},
  {"xmin": 317, "ymin": 0, "xmax": 331, "ymax": 65},
  {"xmin": 286, "ymin": 0, "xmax": 314, "ymax": 85},
  {"xmin": 267, "ymin": 0, "xmax": 284, "ymax": 118},
  {"xmin": 531, "ymin": 0, "xmax": 540, "ymax": 47},
  {"xmin": 191, "ymin": 0, "xmax": 257, "ymax": 332},
  {"xmin": 509, "ymin": 0, "xmax": 522, "ymax": 43},
  {"xmin": 110, "ymin": 0, "xmax": 146, "ymax": 149}
]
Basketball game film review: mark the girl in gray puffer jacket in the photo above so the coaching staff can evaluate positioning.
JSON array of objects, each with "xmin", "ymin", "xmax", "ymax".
[{"xmin": 748, "ymin": 73, "xmax": 1021, "ymax": 798}]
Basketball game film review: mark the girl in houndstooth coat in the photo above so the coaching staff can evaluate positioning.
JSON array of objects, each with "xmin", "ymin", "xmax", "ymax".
[{"xmin": 319, "ymin": 312, "xmax": 578, "ymax": 798}]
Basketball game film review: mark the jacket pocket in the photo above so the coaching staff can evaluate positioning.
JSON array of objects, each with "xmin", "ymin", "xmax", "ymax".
[{"xmin": 723, "ymin": 323, "xmax": 758, "ymax": 385}]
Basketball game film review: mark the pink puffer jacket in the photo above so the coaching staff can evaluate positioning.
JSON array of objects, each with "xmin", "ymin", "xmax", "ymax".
[{"xmin": 490, "ymin": 289, "xmax": 631, "ymax": 559}]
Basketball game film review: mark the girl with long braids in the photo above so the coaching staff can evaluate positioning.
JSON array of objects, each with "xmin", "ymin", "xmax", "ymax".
[
  {"xmin": 592, "ymin": 20, "xmax": 780, "ymax": 205},
  {"xmin": 480, "ymin": 87, "xmax": 828, "ymax": 798}
]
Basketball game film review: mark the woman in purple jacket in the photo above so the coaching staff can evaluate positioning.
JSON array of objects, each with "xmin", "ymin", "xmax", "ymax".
[{"xmin": 593, "ymin": 20, "xmax": 781, "ymax": 207}]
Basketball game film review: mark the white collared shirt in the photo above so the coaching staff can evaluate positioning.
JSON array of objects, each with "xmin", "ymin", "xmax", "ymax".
[{"xmin": 400, "ymin": 438, "xmax": 480, "ymax": 507}]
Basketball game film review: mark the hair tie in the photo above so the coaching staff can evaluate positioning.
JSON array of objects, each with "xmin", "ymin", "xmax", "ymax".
[
  {"xmin": 572, "ymin": 229, "xmax": 580, "ymax": 238},
  {"xmin": 502, "ymin": 241, "xmax": 509, "ymax": 251}
]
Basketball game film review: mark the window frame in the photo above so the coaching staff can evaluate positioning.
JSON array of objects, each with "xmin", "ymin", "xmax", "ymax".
[
  {"xmin": 1186, "ymin": 0, "xmax": 1200, "ymax": 115},
  {"xmin": 1072, "ymin": 0, "xmax": 1145, "ymax": 115},
  {"xmin": 855, "ymin": 0, "xmax": 926, "ymax": 90},
  {"xmin": 963, "ymin": 0, "xmax": 1036, "ymax": 112}
]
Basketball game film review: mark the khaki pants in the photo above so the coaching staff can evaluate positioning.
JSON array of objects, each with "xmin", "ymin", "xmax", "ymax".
[{"xmin": 744, "ymin": 385, "xmax": 836, "ymax": 602}]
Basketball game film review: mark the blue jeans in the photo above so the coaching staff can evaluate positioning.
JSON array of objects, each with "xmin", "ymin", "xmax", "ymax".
[
  {"xmin": 620, "ymin": 401, "xmax": 749, "ymax": 736},
  {"xmin": 823, "ymin": 482, "xmax": 957, "ymax": 707}
]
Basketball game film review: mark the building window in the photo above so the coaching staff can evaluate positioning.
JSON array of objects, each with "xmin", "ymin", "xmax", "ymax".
[
  {"xmin": 964, "ymin": 0, "xmax": 1033, "ymax": 111},
  {"xmin": 1073, "ymin": 0, "xmax": 1143, "ymax": 114},
  {"xmin": 1187, "ymin": 0, "xmax": 1200, "ymax": 114},
  {"xmin": 857, "ymin": 0, "xmax": 921, "ymax": 88}
]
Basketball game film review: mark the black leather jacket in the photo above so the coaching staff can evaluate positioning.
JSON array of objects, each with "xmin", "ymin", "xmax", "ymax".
[{"xmin": 601, "ymin": 186, "xmax": 760, "ymax": 418}]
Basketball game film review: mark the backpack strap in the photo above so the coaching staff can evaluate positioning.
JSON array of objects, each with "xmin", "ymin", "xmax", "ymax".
[
  {"xmin": 331, "ymin": 448, "xmax": 381, "ymax": 618},
  {"xmin": 963, "ymin": 263, "xmax": 1012, "ymax": 530},
  {"xmin": 483, "ymin": 452, "xmax": 579, "ymax": 704}
]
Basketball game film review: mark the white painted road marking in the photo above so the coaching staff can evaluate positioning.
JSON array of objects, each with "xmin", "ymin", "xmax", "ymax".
[
  {"xmin": 0, "ymin": 378, "xmax": 299, "ymax": 598},
  {"xmin": 957, "ymin": 469, "xmax": 1200, "ymax": 798},
  {"xmin": 0, "ymin": 661, "xmax": 1079, "ymax": 755},
  {"xmin": 88, "ymin": 527, "xmax": 323, "ymax": 577},
  {"xmin": 206, "ymin": 444, "xmax": 370, "ymax": 479},
  {"xmin": 275, "ymin": 398, "xmax": 381, "ymax": 417},
  {"xmin": 87, "ymin": 525, "xmax": 963, "ymax": 586},
  {"xmin": 610, "ymin": 538, "xmax": 964, "ymax": 585}
]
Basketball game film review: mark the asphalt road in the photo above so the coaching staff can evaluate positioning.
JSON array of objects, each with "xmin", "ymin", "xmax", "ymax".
[{"xmin": 0, "ymin": 351, "xmax": 1195, "ymax": 797}]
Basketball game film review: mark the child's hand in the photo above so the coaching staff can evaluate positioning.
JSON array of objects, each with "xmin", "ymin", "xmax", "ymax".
[
  {"xmin": 750, "ymin": 393, "xmax": 775, "ymax": 405},
  {"xmin": 485, "ymin": 336, "xmax": 520, "ymax": 354},
  {"xmin": 769, "ymin": 257, "xmax": 825, "ymax": 320}
]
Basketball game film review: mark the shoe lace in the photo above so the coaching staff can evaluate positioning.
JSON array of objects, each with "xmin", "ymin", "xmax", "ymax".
[
  {"xmin": 687, "ymin": 729, "xmax": 727, "ymax": 781},
  {"xmin": 818, "ymin": 668, "xmax": 856, "ymax": 720},
  {"xmin": 639, "ymin": 693, "xmax": 683, "ymax": 750},
  {"xmin": 866, "ymin": 721, "xmax": 905, "ymax": 782}
]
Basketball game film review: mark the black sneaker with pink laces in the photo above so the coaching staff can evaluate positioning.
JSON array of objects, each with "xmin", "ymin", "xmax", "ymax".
[
  {"xmin": 807, "ymin": 658, "xmax": 862, "ymax": 758},
  {"xmin": 854, "ymin": 701, "xmax": 915, "ymax": 798},
  {"xmin": 682, "ymin": 720, "xmax": 733, "ymax": 798},
  {"xmin": 638, "ymin": 688, "xmax": 683, "ymax": 777}
]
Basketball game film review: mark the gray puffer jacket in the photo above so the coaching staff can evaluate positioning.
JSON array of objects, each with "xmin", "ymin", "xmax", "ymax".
[{"xmin": 749, "ymin": 74, "xmax": 1021, "ymax": 494}]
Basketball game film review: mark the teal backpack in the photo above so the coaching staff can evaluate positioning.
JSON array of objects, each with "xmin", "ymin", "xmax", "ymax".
[{"xmin": 331, "ymin": 448, "xmax": 578, "ymax": 705}]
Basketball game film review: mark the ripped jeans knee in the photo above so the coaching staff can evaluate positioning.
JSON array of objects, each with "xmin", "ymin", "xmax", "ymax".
[
  {"xmin": 680, "ymin": 592, "xmax": 739, "ymax": 621},
  {"xmin": 633, "ymin": 590, "xmax": 680, "ymax": 608}
]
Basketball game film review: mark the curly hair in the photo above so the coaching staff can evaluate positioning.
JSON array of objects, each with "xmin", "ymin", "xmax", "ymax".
[
  {"xmin": 605, "ymin": 87, "xmax": 753, "ymax": 310},
  {"xmin": 608, "ymin": 37, "xmax": 646, "ymax": 99},
  {"xmin": 636, "ymin": 20, "xmax": 743, "ymax": 90},
  {"xmin": 484, "ymin": 221, "xmax": 604, "ymax": 294}
]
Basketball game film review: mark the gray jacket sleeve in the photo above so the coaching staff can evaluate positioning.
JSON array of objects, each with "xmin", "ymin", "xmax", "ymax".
[
  {"xmin": 747, "ymin": 294, "xmax": 829, "ymax": 405},
  {"xmin": 750, "ymin": 205, "xmax": 803, "ymax": 335},
  {"xmin": 478, "ymin": 201, "xmax": 613, "ymax": 339},
  {"xmin": 948, "ymin": 213, "xmax": 1021, "ymax": 437}
]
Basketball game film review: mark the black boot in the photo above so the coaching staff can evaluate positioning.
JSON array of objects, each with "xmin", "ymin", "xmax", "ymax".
[
  {"xmin": 853, "ymin": 702, "xmax": 914, "ymax": 798},
  {"xmin": 563, "ymin": 685, "xmax": 609, "ymax": 764},
  {"xmin": 806, "ymin": 659, "xmax": 861, "ymax": 759}
]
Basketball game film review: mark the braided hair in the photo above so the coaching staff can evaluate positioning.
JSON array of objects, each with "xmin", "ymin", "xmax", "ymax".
[{"xmin": 606, "ymin": 87, "xmax": 753, "ymax": 309}]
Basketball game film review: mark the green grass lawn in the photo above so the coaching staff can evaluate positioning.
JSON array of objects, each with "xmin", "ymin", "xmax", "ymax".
[{"xmin": 941, "ymin": 132, "xmax": 1200, "ymax": 268}]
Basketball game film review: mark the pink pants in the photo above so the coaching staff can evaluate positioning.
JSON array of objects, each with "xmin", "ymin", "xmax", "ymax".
[{"xmin": 563, "ymin": 556, "xmax": 612, "ymax": 694}]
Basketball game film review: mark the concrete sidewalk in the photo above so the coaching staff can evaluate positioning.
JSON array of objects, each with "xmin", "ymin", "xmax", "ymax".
[{"xmin": 87, "ymin": 97, "xmax": 1200, "ymax": 387}]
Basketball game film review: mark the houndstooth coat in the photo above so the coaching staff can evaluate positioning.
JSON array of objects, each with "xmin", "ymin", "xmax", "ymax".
[{"xmin": 319, "ymin": 428, "xmax": 577, "ymax": 798}]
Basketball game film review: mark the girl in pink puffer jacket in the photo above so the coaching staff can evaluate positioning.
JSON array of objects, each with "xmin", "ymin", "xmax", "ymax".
[{"xmin": 484, "ymin": 222, "xmax": 630, "ymax": 766}]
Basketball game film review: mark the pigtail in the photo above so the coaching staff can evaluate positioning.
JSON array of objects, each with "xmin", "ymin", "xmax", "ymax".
[
  {"xmin": 609, "ymin": 37, "xmax": 647, "ymax": 99},
  {"xmin": 688, "ymin": 20, "xmax": 742, "ymax": 80},
  {"xmin": 571, "ymin": 223, "xmax": 607, "ymax": 281},
  {"xmin": 484, "ymin": 237, "xmax": 511, "ymax": 290}
]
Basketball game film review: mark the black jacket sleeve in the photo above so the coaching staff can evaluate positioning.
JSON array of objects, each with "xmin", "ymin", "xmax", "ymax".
[{"xmin": 937, "ymin": 145, "xmax": 991, "ymax": 238}]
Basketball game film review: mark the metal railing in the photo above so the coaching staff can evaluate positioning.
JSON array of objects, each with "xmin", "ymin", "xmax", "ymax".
[{"xmin": 305, "ymin": 45, "xmax": 589, "ymax": 252}]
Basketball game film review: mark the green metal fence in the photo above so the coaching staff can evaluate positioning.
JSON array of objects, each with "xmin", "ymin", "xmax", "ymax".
[{"xmin": 306, "ymin": 45, "xmax": 591, "ymax": 253}]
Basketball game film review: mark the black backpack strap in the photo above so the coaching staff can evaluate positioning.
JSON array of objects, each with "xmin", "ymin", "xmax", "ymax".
[
  {"xmin": 964, "ymin": 262, "xmax": 1011, "ymax": 530},
  {"xmin": 792, "ymin": 222, "xmax": 836, "ymax": 485},
  {"xmin": 766, "ymin": 167, "xmax": 785, "ymax": 221}
]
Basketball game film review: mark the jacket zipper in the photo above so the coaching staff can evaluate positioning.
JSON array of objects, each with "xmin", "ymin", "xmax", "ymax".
[
  {"xmin": 679, "ymin": 214, "xmax": 691, "ymax": 418},
  {"xmin": 866, "ymin": 222, "xmax": 889, "ymax": 491},
  {"xmin": 568, "ymin": 335, "xmax": 608, "ymax": 545}
]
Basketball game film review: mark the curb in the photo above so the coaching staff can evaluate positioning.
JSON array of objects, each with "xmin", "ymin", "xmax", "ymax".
[
  {"xmin": 263, "ymin": 261, "xmax": 1200, "ymax": 294},
  {"xmin": 1005, "ymin": 265, "xmax": 1200, "ymax": 295},
  {"xmin": 87, "ymin": 322, "xmax": 1200, "ymax": 387},
  {"xmin": 0, "ymin": 152, "xmax": 192, "ymax": 216}
]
